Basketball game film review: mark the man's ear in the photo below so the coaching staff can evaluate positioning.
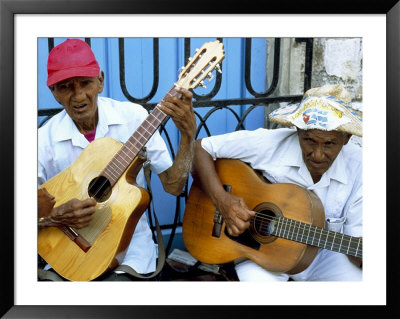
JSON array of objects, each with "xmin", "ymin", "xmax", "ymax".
[
  {"xmin": 344, "ymin": 134, "xmax": 352, "ymax": 145},
  {"xmin": 49, "ymin": 85, "xmax": 62, "ymax": 105},
  {"xmin": 98, "ymin": 71, "xmax": 105, "ymax": 93}
]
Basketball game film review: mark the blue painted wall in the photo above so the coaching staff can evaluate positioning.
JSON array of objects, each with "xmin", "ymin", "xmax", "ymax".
[{"xmin": 38, "ymin": 37, "xmax": 268, "ymax": 250}]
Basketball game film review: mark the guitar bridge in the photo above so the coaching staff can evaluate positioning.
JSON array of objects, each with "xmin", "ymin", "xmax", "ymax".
[
  {"xmin": 212, "ymin": 184, "xmax": 232, "ymax": 238},
  {"xmin": 212, "ymin": 210, "xmax": 223, "ymax": 238}
]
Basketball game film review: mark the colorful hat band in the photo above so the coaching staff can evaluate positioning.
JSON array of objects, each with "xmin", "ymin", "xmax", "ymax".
[{"xmin": 269, "ymin": 94, "xmax": 362, "ymax": 137}]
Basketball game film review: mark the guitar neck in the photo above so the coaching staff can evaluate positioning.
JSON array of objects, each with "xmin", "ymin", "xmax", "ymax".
[
  {"xmin": 268, "ymin": 216, "xmax": 362, "ymax": 258},
  {"xmin": 96, "ymin": 40, "xmax": 225, "ymax": 187},
  {"xmin": 100, "ymin": 85, "xmax": 181, "ymax": 186}
]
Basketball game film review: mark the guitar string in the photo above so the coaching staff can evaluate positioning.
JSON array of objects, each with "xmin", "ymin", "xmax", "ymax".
[
  {"xmin": 252, "ymin": 213, "xmax": 360, "ymax": 248},
  {"xmin": 86, "ymin": 87, "xmax": 179, "ymax": 201},
  {"xmin": 253, "ymin": 222, "xmax": 362, "ymax": 256},
  {"xmin": 72, "ymin": 51, "xmax": 220, "ymax": 200},
  {"xmin": 249, "ymin": 213, "xmax": 362, "ymax": 255}
]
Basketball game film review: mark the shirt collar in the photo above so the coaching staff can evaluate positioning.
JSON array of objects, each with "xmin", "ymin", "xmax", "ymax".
[
  {"xmin": 95, "ymin": 97, "xmax": 126, "ymax": 136},
  {"xmin": 324, "ymin": 150, "xmax": 348, "ymax": 184},
  {"xmin": 52, "ymin": 110, "xmax": 80, "ymax": 142},
  {"xmin": 52, "ymin": 97, "xmax": 126, "ymax": 145},
  {"xmin": 280, "ymin": 134, "xmax": 303, "ymax": 168},
  {"xmin": 279, "ymin": 133, "xmax": 348, "ymax": 186}
]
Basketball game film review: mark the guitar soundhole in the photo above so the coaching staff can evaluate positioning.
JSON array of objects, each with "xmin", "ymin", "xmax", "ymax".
[
  {"xmin": 251, "ymin": 202, "xmax": 281, "ymax": 244},
  {"xmin": 88, "ymin": 176, "xmax": 112, "ymax": 203},
  {"xmin": 253, "ymin": 210, "xmax": 275, "ymax": 236}
]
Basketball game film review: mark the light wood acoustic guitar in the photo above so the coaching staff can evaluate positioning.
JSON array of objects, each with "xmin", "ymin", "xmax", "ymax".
[
  {"xmin": 38, "ymin": 40, "xmax": 225, "ymax": 281},
  {"xmin": 183, "ymin": 159, "xmax": 362, "ymax": 274}
]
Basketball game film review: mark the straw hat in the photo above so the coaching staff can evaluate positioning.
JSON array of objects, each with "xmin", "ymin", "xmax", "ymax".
[{"xmin": 269, "ymin": 84, "xmax": 362, "ymax": 137}]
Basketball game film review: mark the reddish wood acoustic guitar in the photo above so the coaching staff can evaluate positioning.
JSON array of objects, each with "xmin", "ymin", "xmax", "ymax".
[{"xmin": 183, "ymin": 159, "xmax": 362, "ymax": 274}]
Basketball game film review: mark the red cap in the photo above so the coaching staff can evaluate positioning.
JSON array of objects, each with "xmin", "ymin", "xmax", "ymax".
[{"xmin": 46, "ymin": 39, "xmax": 100, "ymax": 86}]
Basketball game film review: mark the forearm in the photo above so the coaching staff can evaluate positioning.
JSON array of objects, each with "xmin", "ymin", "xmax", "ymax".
[
  {"xmin": 192, "ymin": 139, "xmax": 227, "ymax": 205},
  {"xmin": 192, "ymin": 139, "xmax": 255, "ymax": 236},
  {"xmin": 38, "ymin": 198, "xmax": 97, "ymax": 230},
  {"xmin": 159, "ymin": 136, "xmax": 194, "ymax": 196},
  {"xmin": 38, "ymin": 215, "xmax": 58, "ymax": 229}
]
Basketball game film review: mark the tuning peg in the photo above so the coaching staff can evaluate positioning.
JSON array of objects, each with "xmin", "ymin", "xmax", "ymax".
[
  {"xmin": 216, "ymin": 64, "xmax": 222, "ymax": 74},
  {"xmin": 207, "ymin": 73, "xmax": 214, "ymax": 81},
  {"xmin": 199, "ymin": 81, "xmax": 207, "ymax": 89}
]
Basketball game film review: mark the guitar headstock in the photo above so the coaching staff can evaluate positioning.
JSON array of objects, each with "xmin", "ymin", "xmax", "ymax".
[{"xmin": 176, "ymin": 40, "xmax": 225, "ymax": 90}]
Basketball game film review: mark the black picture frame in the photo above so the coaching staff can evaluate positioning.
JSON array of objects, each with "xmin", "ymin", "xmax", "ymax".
[{"xmin": 1, "ymin": 0, "xmax": 398, "ymax": 318}]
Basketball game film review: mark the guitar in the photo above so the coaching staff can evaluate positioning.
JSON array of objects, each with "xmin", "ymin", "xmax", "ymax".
[
  {"xmin": 183, "ymin": 159, "xmax": 362, "ymax": 274},
  {"xmin": 38, "ymin": 40, "xmax": 225, "ymax": 281}
]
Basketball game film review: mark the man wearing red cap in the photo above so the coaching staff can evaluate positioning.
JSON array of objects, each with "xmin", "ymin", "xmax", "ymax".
[{"xmin": 38, "ymin": 39, "xmax": 196, "ymax": 281}]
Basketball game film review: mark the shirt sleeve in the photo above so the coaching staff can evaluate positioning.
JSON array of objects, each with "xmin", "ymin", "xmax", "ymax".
[
  {"xmin": 146, "ymin": 130, "xmax": 173, "ymax": 175},
  {"xmin": 200, "ymin": 128, "xmax": 296, "ymax": 171},
  {"xmin": 343, "ymin": 178, "xmax": 363, "ymax": 237},
  {"xmin": 117, "ymin": 100, "xmax": 173, "ymax": 175},
  {"xmin": 201, "ymin": 128, "xmax": 267, "ymax": 163},
  {"xmin": 37, "ymin": 157, "xmax": 48, "ymax": 186}
]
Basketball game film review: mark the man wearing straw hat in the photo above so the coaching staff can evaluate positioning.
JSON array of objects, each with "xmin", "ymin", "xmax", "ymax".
[{"xmin": 192, "ymin": 84, "xmax": 362, "ymax": 281}]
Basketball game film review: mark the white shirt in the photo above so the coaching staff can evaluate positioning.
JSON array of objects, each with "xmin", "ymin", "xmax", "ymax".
[
  {"xmin": 38, "ymin": 96, "xmax": 173, "ymax": 274},
  {"xmin": 201, "ymin": 127, "xmax": 362, "ymax": 237}
]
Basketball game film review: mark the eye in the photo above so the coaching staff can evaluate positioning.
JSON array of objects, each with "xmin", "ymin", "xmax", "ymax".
[{"xmin": 56, "ymin": 83, "xmax": 69, "ymax": 91}]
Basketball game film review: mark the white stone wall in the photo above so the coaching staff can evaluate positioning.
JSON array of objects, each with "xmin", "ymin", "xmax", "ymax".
[
  {"xmin": 265, "ymin": 37, "xmax": 363, "ymax": 145},
  {"xmin": 313, "ymin": 38, "xmax": 363, "ymax": 103}
]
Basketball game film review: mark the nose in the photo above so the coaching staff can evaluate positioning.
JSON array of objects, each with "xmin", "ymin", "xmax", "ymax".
[
  {"xmin": 312, "ymin": 145, "xmax": 325, "ymax": 162},
  {"xmin": 71, "ymin": 82, "xmax": 85, "ymax": 100}
]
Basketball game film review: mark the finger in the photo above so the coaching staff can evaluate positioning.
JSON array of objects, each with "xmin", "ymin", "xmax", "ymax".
[
  {"xmin": 234, "ymin": 217, "xmax": 251, "ymax": 231},
  {"xmin": 236, "ymin": 209, "xmax": 255, "ymax": 222},
  {"xmin": 247, "ymin": 211, "xmax": 257, "ymax": 222},
  {"xmin": 164, "ymin": 90, "xmax": 192, "ymax": 111},
  {"xmin": 180, "ymin": 91, "xmax": 193, "ymax": 103},
  {"xmin": 159, "ymin": 101, "xmax": 179, "ymax": 118},
  {"xmin": 39, "ymin": 188, "xmax": 55, "ymax": 201},
  {"xmin": 226, "ymin": 224, "xmax": 241, "ymax": 237},
  {"xmin": 81, "ymin": 197, "xmax": 97, "ymax": 207},
  {"xmin": 73, "ymin": 214, "xmax": 95, "ymax": 228},
  {"xmin": 232, "ymin": 225, "xmax": 247, "ymax": 236},
  {"xmin": 74, "ymin": 205, "xmax": 97, "ymax": 218},
  {"xmin": 67, "ymin": 198, "xmax": 96, "ymax": 211},
  {"xmin": 55, "ymin": 199, "xmax": 96, "ymax": 219},
  {"xmin": 175, "ymin": 87, "xmax": 193, "ymax": 99}
]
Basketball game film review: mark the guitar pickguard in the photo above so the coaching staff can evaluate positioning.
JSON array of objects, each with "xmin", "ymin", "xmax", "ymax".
[
  {"xmin": 224, "ymin": 227, "xmax": 261, "ymax": 250},
  {"xmin": 75, "ymin": 205, "xmax": 112, "ymax": 245}
]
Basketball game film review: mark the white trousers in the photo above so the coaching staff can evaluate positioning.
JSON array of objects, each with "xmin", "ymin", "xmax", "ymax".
[{"xmin": 235, "ymin": 249, "xmax": 362, "ymax": 281}]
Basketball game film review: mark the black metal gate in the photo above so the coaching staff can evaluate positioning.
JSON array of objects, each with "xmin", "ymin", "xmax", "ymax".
[{"xmin": 38, "ymin": 37, "xmax": 314, "ymax": 254}]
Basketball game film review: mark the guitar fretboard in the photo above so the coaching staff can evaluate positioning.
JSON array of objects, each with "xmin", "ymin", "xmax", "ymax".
[
  {"xmin": 100, "ymin": 85, "xmax": 181, "ymax": 186},
  {"xmin": 268, "ymin": 216, "xmax": 362, "ymax": 258}
]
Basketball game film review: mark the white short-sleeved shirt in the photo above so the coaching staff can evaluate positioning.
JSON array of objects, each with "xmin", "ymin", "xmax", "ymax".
[
  {"xmin": 38, "ymin": 96, "xmax": 173, "ymax": 274},
  {"xmin": 201, "ymin": 127, "xmax": 362, "ymax": 237}
]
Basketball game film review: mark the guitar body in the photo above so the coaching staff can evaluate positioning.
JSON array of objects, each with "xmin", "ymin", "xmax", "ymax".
[
  {"xmin": 38, "ymin": 137, "xmax": 150, "ymax": 281},
  {"xmin": 183, "ymin": 159, "xmax": 325, "ymax": 274}
]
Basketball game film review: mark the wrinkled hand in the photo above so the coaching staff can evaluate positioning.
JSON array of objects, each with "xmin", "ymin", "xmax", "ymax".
[
  {"xmin": 161, "ymin": 87, "xmax": 196, "ymax": 142},
  {"xmin": 216, "ymin": 192, "xmax": 256, "ymax": 237},
  {"xmin": 49, "ymin": 198, "xmax": 97, "ymax": 229}
]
